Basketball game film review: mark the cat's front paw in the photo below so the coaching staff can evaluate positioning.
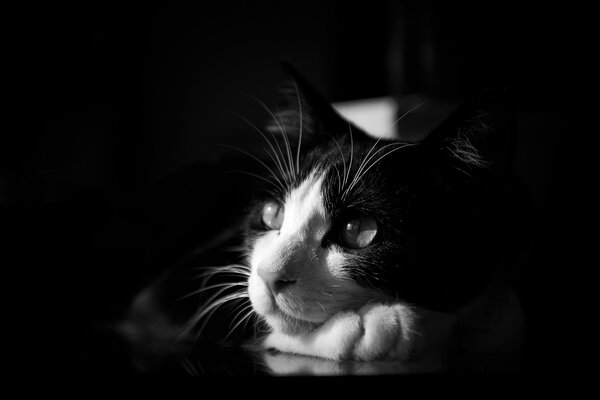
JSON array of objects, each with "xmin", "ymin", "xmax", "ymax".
[
  {"xmin": 352, "ymin": 302, "xmax": 417, "ymax": 361},
  {"xmin": 261, "ymin": 302, "xmax": 418, "ymax": 362},
  {"xmin": 264, "ymin": 310, "xmax": 364, "ymax": 360}
]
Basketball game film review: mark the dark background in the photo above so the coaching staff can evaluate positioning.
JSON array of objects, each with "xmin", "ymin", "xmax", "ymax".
[{"xmin": 4, "ymin": 1, "xmax": 583, "ymax": 376}]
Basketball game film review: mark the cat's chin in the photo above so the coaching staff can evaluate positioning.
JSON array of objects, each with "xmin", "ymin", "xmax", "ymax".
[
  {"xmin": 249, "ymin": 284, "xmax": 327, "ymax": 335},
  {"xmin": 264, "ymin": 310, "xmax": 321, "ymax": 336}
]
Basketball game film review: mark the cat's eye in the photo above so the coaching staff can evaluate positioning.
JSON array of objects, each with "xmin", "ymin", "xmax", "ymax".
[
  {"xmin": 261, "ymin": 201, "xmax": 284, "ymax": 230},
  {"xmin": 339, "ymin": 215, "xmax": 378, "ymax": 249}
]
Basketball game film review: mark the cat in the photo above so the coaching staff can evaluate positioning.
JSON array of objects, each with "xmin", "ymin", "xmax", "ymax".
[
  {"xmin": 120, "ymin": 63, "xmax": 527, "ymax": 373},
  {"xmin": 241, "ymin": 63, "xmax": 525, "ymax": 367}
]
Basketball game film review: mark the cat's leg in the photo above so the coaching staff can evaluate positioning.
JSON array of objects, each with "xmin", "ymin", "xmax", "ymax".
[{"xmin": 263, "ymin": 302, "xmax": 420, "ymax": 361}]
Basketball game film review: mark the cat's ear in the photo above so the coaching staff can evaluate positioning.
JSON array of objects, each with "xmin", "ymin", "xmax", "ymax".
[
  {"xmin": 421, "ymin": 89, "xmax": 517, "ymax": 178},
  {"xmin": 267, "ymin": 62, "xmax": 356, "ymax": 139}
]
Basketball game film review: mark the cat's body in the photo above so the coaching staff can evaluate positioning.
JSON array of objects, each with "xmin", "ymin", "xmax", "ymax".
[{"xmin": 121, "ymin": 64, "xmax": 527, "ymax": 373}]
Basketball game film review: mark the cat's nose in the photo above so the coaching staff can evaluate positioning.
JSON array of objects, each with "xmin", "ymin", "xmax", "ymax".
[{"xmin": 257, "ymin": 268, "xmax": 297, "ymax": 294}]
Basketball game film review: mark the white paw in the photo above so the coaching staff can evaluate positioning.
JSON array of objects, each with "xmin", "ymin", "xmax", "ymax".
[
  {"xmin": 353, "ymin": 302, "xmax": 417, "ymax": 361},
  {"xmin": 262, "ymin": 302, "xmax": 418, "ymax": 361}
]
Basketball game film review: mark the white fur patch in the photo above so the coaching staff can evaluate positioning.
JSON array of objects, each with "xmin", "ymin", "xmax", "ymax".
[
  {"xmin": 263, "ymin": 302, "xmax": 421, "ymax": 362},
  {"xmin": 279, "ymin": 171, "xmax": 328, "ymax": 240}
]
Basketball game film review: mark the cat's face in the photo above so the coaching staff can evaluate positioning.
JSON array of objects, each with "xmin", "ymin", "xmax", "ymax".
[
  {"xmin": 247, "ymin": 172, "xmax": 364, "ymax": 334},
  {"xmin": 244, "ymin": 64, "xmax": 515, "ymax": 337},
  {"xmin": 247, "ymin": 164, "xmax": 395, "ymax": 335}
]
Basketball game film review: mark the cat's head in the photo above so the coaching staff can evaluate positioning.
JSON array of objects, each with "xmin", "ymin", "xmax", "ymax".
[{"xmin": 245, "ymin": 63, "xmax": 519, "ymax": 336}]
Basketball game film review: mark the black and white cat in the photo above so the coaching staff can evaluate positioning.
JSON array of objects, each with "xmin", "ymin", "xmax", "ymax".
[
  {"xmin": 237, "ymin": 64, "xmax": 525, "ymax": 367},
  {"xmin": 122, "ymin": 63, "xmax": 526, "ymax": 373}
]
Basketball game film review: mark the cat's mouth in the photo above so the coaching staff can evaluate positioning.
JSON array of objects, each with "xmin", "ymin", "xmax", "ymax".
[
  {"xmin": 250, "ymin": 288, "xmax": 326, "ymax": 335},
  {"xmin": 248, "ymin": 273, "xmax": 330, "ymax": 335}
]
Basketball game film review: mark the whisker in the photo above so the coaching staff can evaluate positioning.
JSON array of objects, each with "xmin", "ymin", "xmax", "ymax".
[
  {"xmin": 293, "ymin": 79, "xmax": 303, "ymax": 175},
  {"xmin": 176, "ymin": 352, "xmax": 200, "ymax": 377},
  {"xmin": 230, "ymin": 111, "xmax": 289, "ymax": 184},
  {"xmin": 192, "ymin": 295, "xmax": 249, "ymax": 341},
  {"xmin": 261, "ymin": 146, "xmax": 290, "ymax": 184},
  {"xmin": 344, "ymin": 142, "xmax": 391, "ymax": 199},
  {"xmin": 222, "ymin": 170, "xmax": 281, "ymax": 190},
  {"xmin": 228, "ymin": 300, "xmax": 254, "ymax": 322},
  {"xmin": 247, "ymin": 95, "xmax": 295, "ymax": 184},
  {"xmin": 192, "ymin": 264, "xmax": 251, "ymax": 282},
  {"xmin": 252, "ymin": 97, "xmax": 296, "ymax": 184},
  {"xmin": 390, "ymin": 99, "xmax": 431, "ymax": 128},
  {"xmin": 246, "ymin": 311, "xmax": 263, "ymax": 336},
  {"xmin": 276, "ymin": 106, "xmax": 297, "ymax": 183},
  {"xmin": 324, "ymin": 133, "xmax": 348, "ymax": 196},
  {"xmin": 180, "ymin": 290, "xmax": 249, "ymax": 339},
  {"xmin": 254, "ymin": 316, "xmax": 269, "ymax": 337},
  {"xmin": 330, "ymin": 161, "xmax": 342, "ymax": 197},
  {"xmin": 346, "ymin": 141, "xmax": 418, "ymax": 197},
  {"xmin": 357, "ymin": 138, "xmax": 383, "ymax": 174},
  {"xmin": 222, "ymin": 303, "xmax": 256, "ymax": 342},
  {"xmin": 217, "ymin": 144, "xmax": 286, "ymax": 191},
  {"xmin": 351, "ymin": 143, "xmax": 418, "ymax": 187},
  {"xmin": 342, "ymin": 137, "xmax": 384, "ymax": 199},
  {"xmin": 196, "ymin": 283, "xmax": 245, "ymax": 312},
  {"xmin": 344, "ymin": 141, "xmax": 402, "ymax": 196},
  {"xmin": 193, "ymin": 271, "xmax": 250, "ymax": 285},
  {"xmin": 195, "ymin": 264, "xmax": 251, "ymax": 274},
  {"xmin": 177, "ymin": 282, "xmax": 248, "ymax": 301},
  {"xmin": 345, "ymin": 122, "xmax": 355, "ymax": 191},
  {"xmin": 194, "ymin": 271, "xmax": 251, "ymax": 284}
]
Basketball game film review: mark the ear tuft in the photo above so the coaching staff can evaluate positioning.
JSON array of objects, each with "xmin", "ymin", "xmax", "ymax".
[
  {"xmin": 446, "ymin": 132, "xmax": 492, "ymax": 170},
  {"xmin": 424, "ymin": 88, "xmax": 516, "ymax": 177}
]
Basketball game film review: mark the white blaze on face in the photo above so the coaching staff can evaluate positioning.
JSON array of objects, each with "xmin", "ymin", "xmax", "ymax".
[
  {"xmin": 279, "ymin": 171, "xmax": 328, "ymax": 241},
  {"xmin": 248, "ymin": 170, "xmax": 382, "ymax": 335}
]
